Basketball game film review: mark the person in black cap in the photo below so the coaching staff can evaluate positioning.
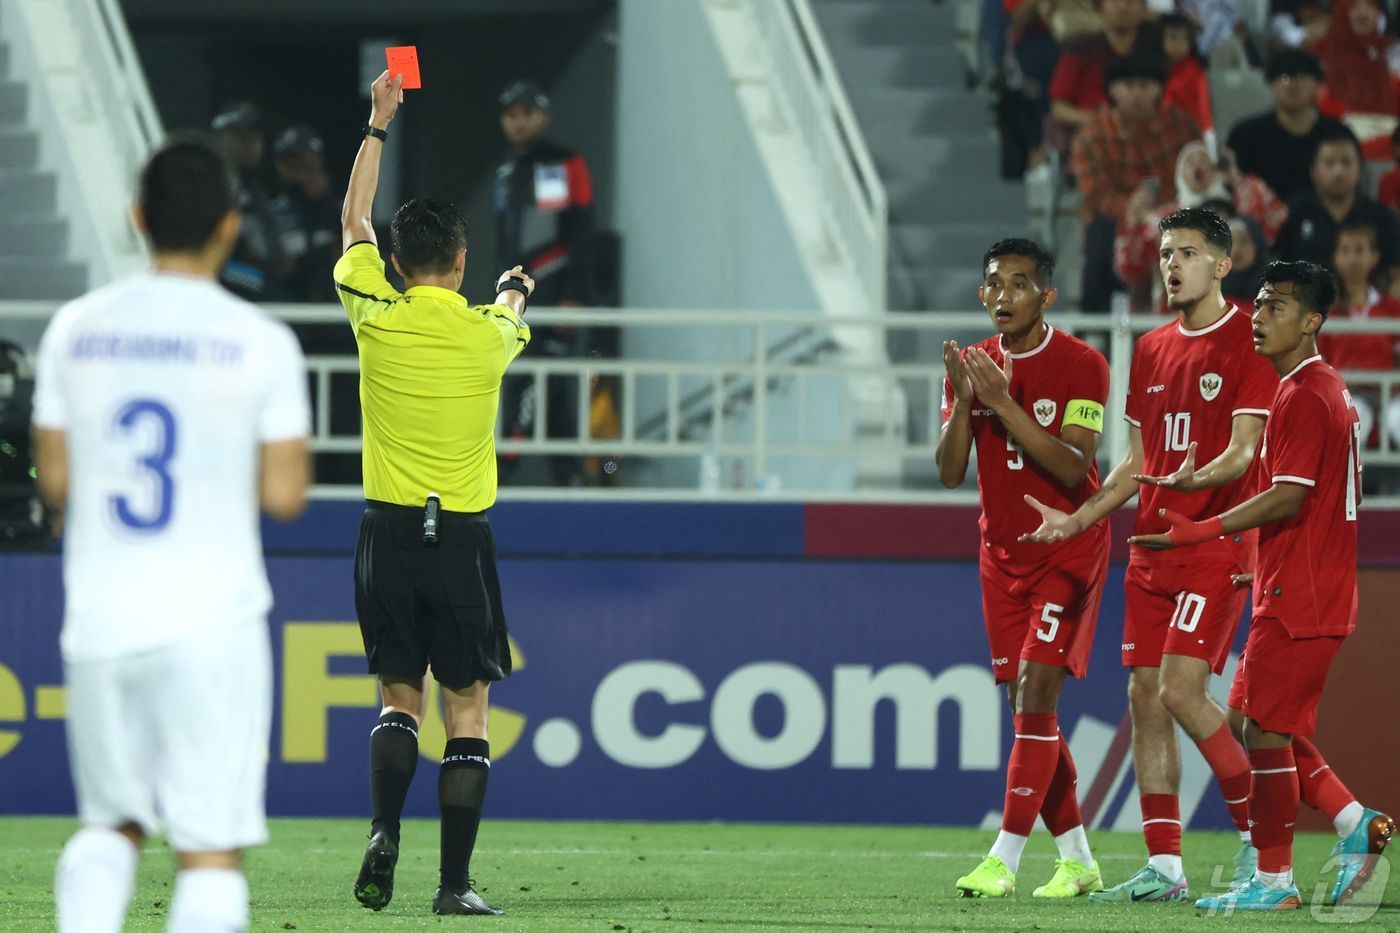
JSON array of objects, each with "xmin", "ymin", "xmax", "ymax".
[
  {"xmin": 493, "ymin": 80, "xmax": 597, "ymax": 486},
  {"xmin": 1070, "ymin": 53, "xmax": 1201, "ymax": 311},
  {"xmin": 270, "ymin": 125, "xmax": 342, "ymax": 301},
  {"xmin": 211, "ymin": 101, "xmax": 284, "ymax": 300},
  {"xmin": 1225, "ymin": 48, "xmax": 1351, "ymax": 202}
]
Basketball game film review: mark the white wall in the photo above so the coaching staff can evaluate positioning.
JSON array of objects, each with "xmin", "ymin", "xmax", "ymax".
[{"xmin": 614, "ymin": 0, "xmax": 819, "ymax": 314}]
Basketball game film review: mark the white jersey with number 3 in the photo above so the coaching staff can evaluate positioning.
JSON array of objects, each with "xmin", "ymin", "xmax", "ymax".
[{"xmin": 32, "ymin": 272, "xmax": 310, "ymax": 663}]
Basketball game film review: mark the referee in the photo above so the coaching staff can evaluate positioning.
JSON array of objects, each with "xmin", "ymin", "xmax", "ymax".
[{"xmin": 337, "ymin": 70, "xmax": 532, "ymax": 918}]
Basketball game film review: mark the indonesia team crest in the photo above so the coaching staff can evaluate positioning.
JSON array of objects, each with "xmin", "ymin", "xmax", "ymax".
[
  {"xmin": 1199, "ymin": 373, "xmax": 1222, "ymax": 402},
  {"xmin": 1033, "ymin": 399, "xmax": 1057, "ymax": 427}
]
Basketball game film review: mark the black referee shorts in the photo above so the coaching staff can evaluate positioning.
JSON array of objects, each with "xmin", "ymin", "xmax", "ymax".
[{"xmin": 353, "ymin": 500, "xmax": 512, "ymax": 690}]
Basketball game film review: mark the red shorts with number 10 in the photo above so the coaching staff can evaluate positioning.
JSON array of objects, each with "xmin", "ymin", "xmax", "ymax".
[
  {"xmin": 1122, "ymin": 534, "xmax": 1253, "ymax": 673},
  {"xmin": 979, "ymin": 524, "xmax": 1110, "ymax": 685}
]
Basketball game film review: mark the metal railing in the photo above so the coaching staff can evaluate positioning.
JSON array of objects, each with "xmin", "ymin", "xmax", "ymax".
[
  {"xmin": 6, "ymin": 0, "xmax": 162, "ymax": 282},
  {"xmin": 750, "ymin": 0, "xmax": 889, "ymax": 310},
  {"xmin": 6, "ymin": 301, "xmax": 1400, "ymax": 504}
]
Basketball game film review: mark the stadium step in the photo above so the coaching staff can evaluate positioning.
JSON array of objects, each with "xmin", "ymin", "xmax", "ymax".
[
  {"xmin": 828, "ymin": 44, "xmax": 970, "ymax": 91},
  {"xmin": 0, "ymin": 170, "xmax": 56, "ymax": 213},
  {"xmin": 887, "ymin": 172, "xmax": 1026, "ymax": 225},
  {"xmin": 845, "ymin": 86, "xmax": 991, "ymax": 139},
  {"xmin": 0, "ymin": 43, "xmax": 10, "ymax": 79},
  {"xmin": 0, "ymin": 81, "xmax": 26, "ymax": 125},
  {"xmin": 0, "ymin": 129, "xmax": 39, "ymax": 170},
  {"xmin": 0, "ymin": 256, "xmax": 87, "ymax": 300},
  {"xmin": 0, "ymin": 213, "xmax": 67, "ymax": 257}
]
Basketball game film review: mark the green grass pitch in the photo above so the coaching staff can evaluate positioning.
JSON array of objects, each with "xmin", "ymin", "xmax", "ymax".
[{"xmin": 0, "ymin": 818, "xmax": 1395, "ymax": 930}]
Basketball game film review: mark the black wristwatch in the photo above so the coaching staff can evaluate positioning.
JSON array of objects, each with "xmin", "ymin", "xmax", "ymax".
[
  {"xmin": 495, "ymin": 276, "xmax": 530, "ymax": 299},
  {"xmin": 362, "ymin": 124, "xmax": 388, "ymax": 142}
]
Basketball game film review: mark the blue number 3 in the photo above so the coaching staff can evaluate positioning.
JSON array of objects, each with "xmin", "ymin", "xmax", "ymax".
[{"xmin": 110, "ymin": 399, "xmax": 177, "ymax": 532}]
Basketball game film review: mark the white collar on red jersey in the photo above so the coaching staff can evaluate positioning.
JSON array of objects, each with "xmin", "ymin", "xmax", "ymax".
[
  {"xmin": 999, "ymin": 324, "xmax": 1055, "ymax": 360},
  {"xmin": 1344, "ymin": 287, "xmax": 1382, "ymax": 318},
  {"xmin": 1177, "ymin": 300, "xmax": 1237, "ymax": 337},
  {"xmin": 1282, "ymin": 354, "xmax": 1323, "ymax": 381}
]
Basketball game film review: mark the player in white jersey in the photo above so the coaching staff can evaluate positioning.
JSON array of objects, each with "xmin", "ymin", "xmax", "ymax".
[{"xmin": 31, "ymin": 137, "xmax": 311, "ymax": 933}]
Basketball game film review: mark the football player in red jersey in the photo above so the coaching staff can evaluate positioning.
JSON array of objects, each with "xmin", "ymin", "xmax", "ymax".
[
  {"xmin": 1022, "ymin": 209, "xmax": 1278, "ymax": 902},
  {"xmin": 1132, "ymin": 260, "xmax": 1394, "ymax": 911},
  {"xmin": 939, "ymin": 239, "xmax": 1111, "ymax": 899}
]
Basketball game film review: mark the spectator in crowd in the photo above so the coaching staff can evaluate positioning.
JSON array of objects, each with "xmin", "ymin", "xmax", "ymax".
[
  {"xmin": 1003, "ymin": 0, "xmax": 1061, "ymax": 170},
  {"xmin": 211, "ymin": 101, "xmax": 284, "ymax": 301},
  {"xmin": 1268, "ymin": 0, "xmax": 1332, "ymax": 48},
  {"xmin": 1115, "ymin": 141, "xmax": 1287, "ymax": 307},
  {"xmin": 493, "ymin": 80, "xmax": 597, "ymax": 487},
  {"xmin": 1071, "ymin": 53, "xmax": 1201, "ymax": 310},
  {"xmin": 1273, "ymin": 124, "xmax": 1400, "ymax": 290},
  {"xmin": 1315, "ymin": 0, "xmax": 1397, "ymax": 117},
  {"xmin": 1225, "ymin": 48, "xmax": 1352, "ymax": 201},
  {"xmin": 270, "ymin": 126, "xmax": 342, "ymax": 302},
  {"xmin": 1179, "ymin": 0, "xmax": 1257, "ymax": 58},
  {"xmin": 1221, "ymin": 213, "xmax": 1273, "ymax": 305},
  {"xmin": 1378, "ymin": 123, "xmax": 1400, "ymax": 215},
  {"xmin": 1320, "ymin": 220, "xmax": 1400, "ymax": 446},
  {"xmin": 1049, "ymin": 0, "xmax": 1157, "ymax": 134},
  {"xmin": 1161, "ymin": 13, "xmax": 1215, "ymax": 147}
]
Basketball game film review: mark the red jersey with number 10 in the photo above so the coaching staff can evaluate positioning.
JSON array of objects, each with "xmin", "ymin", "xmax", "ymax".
[
  {"xmin": 1125, "ymin": 304, "xmax": 1278, "ymax": 542},
  {"xmin": 1253, "ymin": 356, "xmax": 1361, "ymax": 638},
  {"xmin": 941, "ymin": 325, "xmax": 1110, "ymax": 566}
]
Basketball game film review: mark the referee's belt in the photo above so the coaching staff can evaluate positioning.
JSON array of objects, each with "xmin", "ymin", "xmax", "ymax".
[{"xmin": 365, "ymin": 499, "xmax": 489, "ymax": 523}]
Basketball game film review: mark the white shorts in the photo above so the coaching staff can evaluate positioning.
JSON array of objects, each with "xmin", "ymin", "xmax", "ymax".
[{"xmin": 64, "ymin": 620, "xmax": 272, "ymax": 852}]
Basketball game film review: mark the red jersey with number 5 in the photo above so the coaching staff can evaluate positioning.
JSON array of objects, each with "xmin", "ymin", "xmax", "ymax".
[
  {"xmin": 941, "ymin": 325, "xmax": 1110, "ymax": 566},
  {"xmin": 1125, "ymin": 304, "xmax": 1277, "ymax": 542},
  {"xmin": 1253, "ymin": 356, "xmax": 1361, "ymax": 638}
]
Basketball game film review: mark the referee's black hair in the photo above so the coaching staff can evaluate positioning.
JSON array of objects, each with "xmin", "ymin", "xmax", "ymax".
[
  {"xmin": 138, "ymin": 134, "xmax": 237, "ymax": 253},
  {"xmin": 1160, "ymin": 207, "xmax": 1233, "ymax": 257},
  {"xmin": 1259, "ymin": 260, "xmax": 1337, "ymax": 323},
  {"xmin": 390, "ymin": 198, "xmax": 469, "ymax": 277},
  {"xmin": 982, "ymin": 238, "xmax": 1054, "ymax": 287}
]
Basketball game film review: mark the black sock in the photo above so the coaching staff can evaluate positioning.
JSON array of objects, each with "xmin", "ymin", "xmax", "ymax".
[
  {"xmin": 368, "ymin": 712, "xmax": 419, "ymax": 843},
  {"xmin": 439, "ymin": 737, "xmax": 491, "ymax": 891}
]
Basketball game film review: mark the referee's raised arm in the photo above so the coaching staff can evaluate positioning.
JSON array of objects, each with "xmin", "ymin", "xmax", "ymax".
[{"xmin": 341, "ymin": 69, "xmax": 402, "ymax": 251}]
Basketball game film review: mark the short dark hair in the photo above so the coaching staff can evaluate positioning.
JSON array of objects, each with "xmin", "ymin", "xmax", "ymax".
[
  {"xmin": 1264, "ymin": 47, "xmax": 1324, "ymax": 82},
  {"xmin": 1336, "ymin": 219, "xmax": 1380, "ymax": 248},
  {"xmin": 1159, "ymin": 207, "xmax": 1233, "ymax": 256},
  {"xmin": 1312, "ymin": 123, "xmax": 1362, "ymax": 163},
  {"xmin": 982, "ymin": 237, "xmax": 1055, "ymax": 286},
  {"xmin": 138, "ymin": 135, "xmax": 237, "ymax": 253},
  {"xmin": 1104, "ymin": 53, "xmax": 1168, "ymax": 91},
  {"xmin": 389, "ymin": 198, "xmax": 469, "ymax": 277},
  {"xmin": 1259, "ymin": 260, "xmax": 1337, "ymax": 321}
]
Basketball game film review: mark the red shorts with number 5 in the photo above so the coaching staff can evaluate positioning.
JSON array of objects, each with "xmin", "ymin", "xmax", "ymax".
[
  {"xmin": 1122, "ymin": 541, "xmax": 1251, "ymax": 673},
  {"xmin": 979, "ymin": 524, "xmax": 1109, "ymax": 684}
]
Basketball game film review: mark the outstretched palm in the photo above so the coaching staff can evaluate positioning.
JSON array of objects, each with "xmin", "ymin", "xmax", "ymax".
[
  {"xmin": 1133, "ymin": 442, "xmax": 1199, "ymax": 491},
  {"xmin": 1018, "ymin": 494, "xmax": 1082, "ymax": 544}
]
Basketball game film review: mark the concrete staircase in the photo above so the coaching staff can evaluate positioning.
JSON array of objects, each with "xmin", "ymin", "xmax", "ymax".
[
  {"xmin": 811, "ymin": 0, "xmax": 1030, "ymax": 314},
  {"xmin": 0, "ymin": 10, "xmax": 85, "ymax": 302}
]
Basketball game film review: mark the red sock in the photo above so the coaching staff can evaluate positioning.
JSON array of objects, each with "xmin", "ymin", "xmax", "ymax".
[
  {"xmin": 1001, "ymin": 713, "xmax": 1060, "ymax": 836},
  {"xmin": 1195, "ymin": 721, "xmax": 1252, "ymax": 834},
  {"xmin": 1292, "ymin": 737, "xmax": 1355, "ymax": 820},
  {"xmin": 1140, "ymin": 794, "xmax": 1182, "ymax": 856},
  {"xmin": 1040, "ymin": 734, "xmax": 1085, "ymax": 836},
  {"xmin": 1249, "ymin": 746, "xmax": 1300, "ymax": 874}
]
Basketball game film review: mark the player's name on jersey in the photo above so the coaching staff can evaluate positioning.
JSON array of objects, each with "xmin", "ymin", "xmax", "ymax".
[{"xmin": 69, "ymin": 333, "xmax": 246, "ymax": 366}]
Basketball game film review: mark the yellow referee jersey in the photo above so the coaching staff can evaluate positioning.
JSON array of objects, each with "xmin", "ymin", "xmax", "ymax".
[{"xmin": 332, "ymin": 242, "xmax": 530, "ymax": 512}]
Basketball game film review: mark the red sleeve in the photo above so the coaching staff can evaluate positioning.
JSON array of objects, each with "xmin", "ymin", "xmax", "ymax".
[
  {"xmin": 1268, "ymin": 388, "xmax": 1330, "ymax": 486},
  {"xmin": 1380, "ymin": 170, "xmax": 1400, "ymax": 212},
  {"xmin": 1124, "ymin": 342, "xmax": 1146, "ymax": 427},
  {"xmin": 1232, "ymin": 344, "xmax": 1278, "ymax": 418},
  {"xmin": 1049, "ymin": 50, "xmax": 1084, "ymax": 104},
  {"xmin": 565, "ymin": 154, "xmax": 593, "ymax": 207}
]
